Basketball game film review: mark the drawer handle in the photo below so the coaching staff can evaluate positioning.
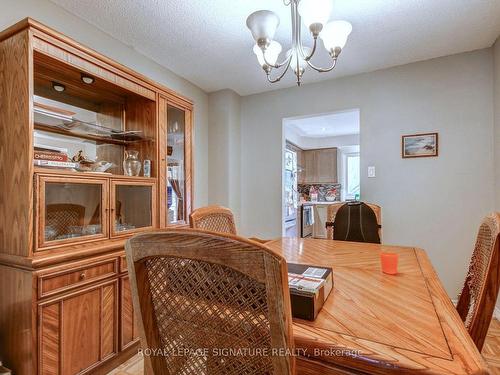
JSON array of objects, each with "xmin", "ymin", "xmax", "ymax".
[{"xmin": 79, "ymin": 272, "xmax": 86, "ymax": 280}]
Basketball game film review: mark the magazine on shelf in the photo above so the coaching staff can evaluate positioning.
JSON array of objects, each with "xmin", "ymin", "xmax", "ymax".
[
  {"xmin": 33, "ymin": 160, "xmax": 77, "ymax": 169},
  {"xmin": 33, "ymin": 150, "xmax": 69, "ymax": 162}
]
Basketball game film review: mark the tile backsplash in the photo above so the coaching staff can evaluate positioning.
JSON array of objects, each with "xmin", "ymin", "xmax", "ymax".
[{"xmin": 298, "ymin": 183, "xmax": 341, "ymax": 201}]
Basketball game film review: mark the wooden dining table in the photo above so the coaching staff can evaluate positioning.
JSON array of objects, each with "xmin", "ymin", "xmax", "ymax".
[{"xmin": 266, "ymin": 237, "xmax": 490, "ymax": 375}]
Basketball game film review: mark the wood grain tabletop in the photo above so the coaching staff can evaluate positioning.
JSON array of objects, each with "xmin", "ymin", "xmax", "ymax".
[{"xmin": 266, "ymin": 238, "xmax": 490, "ymax": 375}]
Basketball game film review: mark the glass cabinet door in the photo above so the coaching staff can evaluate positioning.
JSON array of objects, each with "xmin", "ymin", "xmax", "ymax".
[
  {"xmin": 38, "ymin": 176, "xmax": 108, "ymax": 248},
  {"xmin": 111, "ymin": 181, "xmax": 156, "ymax": 236},
  {"xmin": 166, "ymin": 104, "xmax": 186, "ymax": 224},
  {"xmin": 159, "ymin": 97, "xmax": 192, "ymax": 227}
]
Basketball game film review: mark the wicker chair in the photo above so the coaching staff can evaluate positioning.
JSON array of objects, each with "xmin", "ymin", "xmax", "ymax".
[
  {"xmin": 325, "ymin": 202, "xmax": 382, "ymax": 241},
  {"xmin": 456, "ymin": 213, "xmax": 500, "ymax": 351},
  {"xmin": 125, "ymin": 230, "xmax": 295, "ymax": 375},
  {"xmin": 46, "ymin": 203, "xmax": 85, "ymax": 238},
  {"xmin": 190, "ymin": 205, "xmax": 237, "ymax": 235},
  {"xmin": 190, "ymin": 205, "xmax": 269, "ymax": 243}
]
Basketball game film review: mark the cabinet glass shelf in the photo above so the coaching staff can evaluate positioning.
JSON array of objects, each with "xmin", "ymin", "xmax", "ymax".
[{"xmin": 34, "ymin": 108, "xmax": 152, "ymax": 145}]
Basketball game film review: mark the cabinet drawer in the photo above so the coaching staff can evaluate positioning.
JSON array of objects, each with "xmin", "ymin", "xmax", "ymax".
[{"xmin": 38, "ymin": 259, "xmax": 118, "ymax": 298}]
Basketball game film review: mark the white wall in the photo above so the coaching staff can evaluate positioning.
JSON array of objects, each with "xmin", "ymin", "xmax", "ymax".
[
  {"xmin": 0, "ymin": 0, "xmax": 209, "ymax": 207},
  {"xmin": 208, "ymin": 89, "xmax": 241, "ymax": 226},
  {"xmin": 240, "ymin": 49, "xmax": 495, "ymax": 297}
]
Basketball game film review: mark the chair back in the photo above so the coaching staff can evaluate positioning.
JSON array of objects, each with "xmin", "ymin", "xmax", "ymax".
[
  {"xmin": 125, "ymin": 230, "xmax": 295, "ymax": 375},
  {"xmin": 326, "ymin": 202, "xmax": 382, "ymax": 243},
  {"xmin": 46, "ymin": 203, "xmax": 85, "ymax": 238},
  {"xmin": 456, "ymin": 213, "xmax": 500, "ymax": 351},
  {"xmin": 190, "ymin": 205, "xmax": 237, "ymax": 235}
]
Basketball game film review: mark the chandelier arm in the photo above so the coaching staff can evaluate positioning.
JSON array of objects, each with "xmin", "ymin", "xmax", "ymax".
[
  {"xmin": 305, "ymin": 57, "xmax": 338, "ymax": 73},
  {"xmin": 297, "ymin": 37, "xmax": 318, "ymax": 61},
  {"xmin": 261, "ymin": 0, "xmax": 294, "ymax": 69},
  {"xmin": 267, "ymin": 55, "xmax": 293, "ymax": 83},
  {"xmin": 262, "ymin": 51, "xmax": 292, "ymax": 69}
]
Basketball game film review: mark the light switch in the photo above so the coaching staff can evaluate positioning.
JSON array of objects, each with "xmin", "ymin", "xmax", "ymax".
[{"xmin": 368, "ymin": 166, "xmax": 376, "ymax": 178}]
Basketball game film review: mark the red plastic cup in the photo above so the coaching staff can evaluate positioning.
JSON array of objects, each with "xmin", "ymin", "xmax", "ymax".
[{"xmin": 380, "ymin": 252, "xmax": 399, "ymax": 275}]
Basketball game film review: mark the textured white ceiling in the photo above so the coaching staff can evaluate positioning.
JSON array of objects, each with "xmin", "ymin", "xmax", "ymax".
[
  {"xmin": 49, "ymin": 0, "xmax": 500, "ymax": 96},
  {"xmin": 286, "ymin": 109, "xmax": 360, "ymax": 137}
]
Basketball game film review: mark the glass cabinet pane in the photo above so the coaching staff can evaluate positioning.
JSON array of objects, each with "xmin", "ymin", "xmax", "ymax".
[
  {"xmin": 167, "ymin": 105, "xmax": 186, "ymax": 224},
  {"xmin": 44, "ymin": 182, "xmax": 103, "ymax": 242},
  {"xmin": 114, "ymin": 185, "xmax": 152, "ymax": 232}
]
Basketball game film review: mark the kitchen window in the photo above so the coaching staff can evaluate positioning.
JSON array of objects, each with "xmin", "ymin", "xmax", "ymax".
[{"xmin": 345, "ymin": 153, "xmax": 360, "ymax": 200}]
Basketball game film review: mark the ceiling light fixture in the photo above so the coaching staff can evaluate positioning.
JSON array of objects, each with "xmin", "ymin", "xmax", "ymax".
[
  {"xmin": 52, "ymin": 82, "xmax": 66, "ymax": 92},
  {"xmin": 81, "ymin": 74, "xmax": 95, "ymax": 84},
  {"xmin": 246, "ymin": 0, "xmax": 352, "ymax": 86}
]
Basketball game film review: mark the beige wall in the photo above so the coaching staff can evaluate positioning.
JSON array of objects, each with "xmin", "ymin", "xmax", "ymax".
[
  {"xmin": 240, "ymin": 49, "xmax": 495, "ymax": 297},
  {"xmin": 1, "ymin": 0, "xmax": 209, "ymax": 207},
  {"xmin": 208, "ymin": 89, "xmax": 241, "ymax": 226}
]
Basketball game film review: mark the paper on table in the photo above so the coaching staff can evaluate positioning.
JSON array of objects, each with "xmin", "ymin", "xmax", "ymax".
[{"xmin": 302, "ymin": 267, "xmax": 328, "ymax": 278}]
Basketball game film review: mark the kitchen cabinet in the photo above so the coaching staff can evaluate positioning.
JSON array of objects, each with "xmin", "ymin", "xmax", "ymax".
[
  {"xmin": 316, "ymin": 148, "xmax": 338, "ymax": 183},
  {"xmin": 303, "ymin": 151, "xmax": 317, "ymax": 183},
  {"xmin": 302, "ymin": 148, "xmax": 338, "ymax": 184}
]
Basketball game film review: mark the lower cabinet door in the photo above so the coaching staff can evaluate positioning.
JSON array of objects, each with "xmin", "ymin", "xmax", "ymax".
[
  {"xmin": 38, "ymin": 280, "xmax": 118, "ymax": 375},
  {"xmin": 120, "ymin": 276, "xmax": 140, "ymax": 350}
]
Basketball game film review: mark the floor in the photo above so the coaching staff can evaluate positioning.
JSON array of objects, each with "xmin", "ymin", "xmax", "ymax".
[
  {"xmin": 483, "ymin": 318, "xmax": 500, "ymax": 375},
  {"xmin": 108, "ymin": 319, "xmax": 500, "ymax": 375}
]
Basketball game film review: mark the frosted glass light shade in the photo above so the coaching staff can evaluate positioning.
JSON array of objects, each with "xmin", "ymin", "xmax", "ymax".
[
  {"xmin": 287, "ymin": 47, "xmax": 312, "ymax": 74},
  {"xmin": 246, "ymin": 10, "xmax": 280, "ymax": 44},
  {"xmin": 253, "ymin": 41, "xmax": 282, "ymax": 67},
  {"xmin": 297, "ymin": 0, "xmax": 333, "ymax": 28},
  {"xmin": 321, "ymin": 21, "xmax": 352, "ymax": 52}
]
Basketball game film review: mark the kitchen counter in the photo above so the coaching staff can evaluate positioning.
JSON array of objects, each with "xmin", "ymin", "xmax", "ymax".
[{"xmin": 300, "ymin": 201, "xmax": 342, "ymax": 205}]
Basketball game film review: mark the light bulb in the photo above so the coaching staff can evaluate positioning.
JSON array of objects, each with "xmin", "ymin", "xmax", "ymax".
[
  {"xmin": 246, "ymin": 10, "xmax": 280, "ymax": 46},
  {"xmin": 52, "ymin": 82, "xmax": 66, "ymax": 92},
  {"xmin": 287, "ymin": 47, "xmax": 312, "ymax": 76},
  {"xmin": 298, "ymin": 0, "xmax": 333, "ymax": 33},
  {"xmin": 81, "ymin": 74, "xmax": 95, "ymax": 84},
  {"xmin": 321, "ymin": 21, "xmax": 352, "ymax": 55},
  {"xmin": 253, "ymin": 41, "xmax": 282, "ymax": 68}
]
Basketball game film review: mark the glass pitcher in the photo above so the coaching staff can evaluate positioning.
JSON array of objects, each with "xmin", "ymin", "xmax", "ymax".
[{"xmin": 123, "ymin": 150, "xmax": 141, "ymax": 176}]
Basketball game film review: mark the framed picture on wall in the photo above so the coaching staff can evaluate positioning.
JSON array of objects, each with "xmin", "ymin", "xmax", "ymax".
[{"xmin": 402, "ymin": 133, "xmax": 438, "ymax": 158}]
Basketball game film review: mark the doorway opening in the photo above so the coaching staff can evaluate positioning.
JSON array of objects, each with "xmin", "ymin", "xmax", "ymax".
[{"xmin": 282, "ymin": 109, "xmax": 360, "ymax": 238}]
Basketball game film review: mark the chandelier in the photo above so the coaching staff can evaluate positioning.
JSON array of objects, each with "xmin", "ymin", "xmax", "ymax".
[{"xmin": 246, "ymin": 0, "xmax": 352, "ymax": 86}]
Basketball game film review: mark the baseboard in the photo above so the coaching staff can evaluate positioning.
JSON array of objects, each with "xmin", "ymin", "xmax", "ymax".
[{"xmin": 452, "ymin": 299, "xmax": 500, "ymax": 321}]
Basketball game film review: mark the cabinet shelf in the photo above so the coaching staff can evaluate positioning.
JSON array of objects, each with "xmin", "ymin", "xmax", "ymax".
[
  {"xmin": 34, "ymin": 123, "xmax": 148, "ymax": 146},
  {"xmin": 34, "ymin": 167, "xmax": 156, "ymax": 182}
]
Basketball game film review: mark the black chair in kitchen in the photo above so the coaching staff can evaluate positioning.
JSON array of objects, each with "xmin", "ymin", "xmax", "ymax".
[{"xmin": 325, "ymin": 202, "xmax": 382, "ymax": 244}]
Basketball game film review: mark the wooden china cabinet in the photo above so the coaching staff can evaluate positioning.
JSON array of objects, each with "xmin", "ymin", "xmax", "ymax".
[{"xmin": 0, "ymin": 18, "xmax": 193, "ymax": 374}]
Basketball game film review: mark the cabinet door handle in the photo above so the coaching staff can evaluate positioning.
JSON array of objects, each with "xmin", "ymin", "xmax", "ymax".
[{"xmin": 79, "ymin": 273, "xmax": 86, "ymax": 280}]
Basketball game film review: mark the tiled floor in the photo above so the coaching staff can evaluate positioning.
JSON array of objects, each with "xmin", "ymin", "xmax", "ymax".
[{"xmin": 108, "ymin": 319, "xmax": 500, "ymax": 375}]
